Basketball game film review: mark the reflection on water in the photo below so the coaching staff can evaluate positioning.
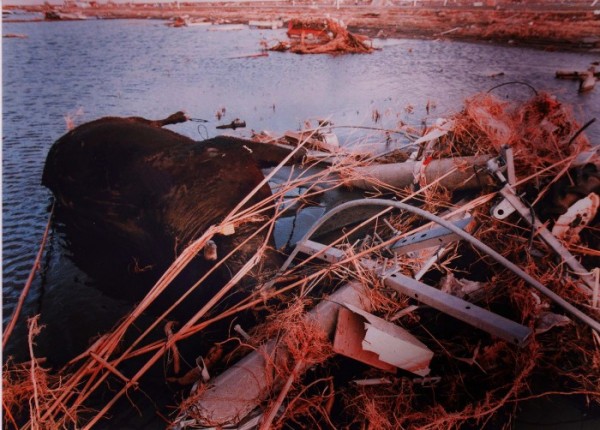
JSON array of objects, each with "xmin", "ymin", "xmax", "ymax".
[{"xmin": 3, "ymin": 19, "xmax": 600, "ymax": 354}]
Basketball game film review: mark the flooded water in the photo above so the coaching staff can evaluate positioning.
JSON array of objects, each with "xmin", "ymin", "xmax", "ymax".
[{"xmin": 2, "ymin": 16, "xmax": 600, "ymax": 426}]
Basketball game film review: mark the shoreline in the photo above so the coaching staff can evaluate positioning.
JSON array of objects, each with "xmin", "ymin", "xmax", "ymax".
[{"xmin": 4, "ymin": 3, "xmax": 600, "ymax": 52}]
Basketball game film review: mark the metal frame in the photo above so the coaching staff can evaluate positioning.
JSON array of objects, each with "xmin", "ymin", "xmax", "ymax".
[{"xmin": 296, "ymin": 239, "xmax": 532, "ymax": 346}]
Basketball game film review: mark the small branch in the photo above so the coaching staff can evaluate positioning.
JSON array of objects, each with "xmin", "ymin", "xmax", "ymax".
[
  {"xmin": 4, "ymin": 203, "xmax": 54, "ymax": 350},
  {"xmin": 259, "ymin": 360, "xmax": 303, "ymax": 430},
  {"xmin": 90, "ymin": 352, "xmax": 137, "ymax": 388},
  {"xmin": 27, "ymin": 317, "xmax": 42, "ymax": 428}
]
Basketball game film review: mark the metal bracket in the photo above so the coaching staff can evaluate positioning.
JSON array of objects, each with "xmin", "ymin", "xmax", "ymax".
[
  {"xmin": 390, "ymin": 217, "xmax": 473, "ymax": 254},
  {"xmin": 491, "ymin": 198, "xmax": 516, "ymax": 219},
  {"xmin": 499, "ymin": 185, "xmax": 595, "ymax": 296},
  {"xmin": 490, "ymin": 148, "xmax": 518, "ymax": 220},
  {"xmin": 487, "ymin": 154, "xmax": 594, "ymax": 295}
]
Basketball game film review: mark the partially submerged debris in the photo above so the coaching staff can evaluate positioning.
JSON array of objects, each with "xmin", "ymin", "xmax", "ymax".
[
  {"xmin": 269, "ymin": 18, "xmax": 376, "ymax": 55},
  {"xmin": 44, "ymin": 10, "xmax": 86, "ymax": 21},
  {"xmin": 208, "ymin": 24, "xmax": 247, "ymax": 32},
  {"xmin": 286, "ymin": 18, "xmax": 331, "ymax": 40},
  {"xmin": 249, "ymin": 19, "xmax": 284, "ymax": 30},
  {"xmin": 215, "ymin": 118, "xmax": 246, "ymax": 130},
  {"xmin": 4, "ymin": 90, "xmax": 600, "ymax": 430},
  {"xmin": 168, "ymin": 16, "xmax": 189, "ymax": 28},
  {"xmin": 284, "ymin": 130, "xmax": 340, "ymax": 153},
  {"xmin": 3, "ymin": 33, "xmax": 28, "ymax": 39},
  {"xmin": 556, "ymin": 65, "xmax": 600, "ymax": 93}
]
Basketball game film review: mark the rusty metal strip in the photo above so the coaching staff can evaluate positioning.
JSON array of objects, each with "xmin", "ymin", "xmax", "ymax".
[{"xmin": 296, "ymin": 239, "xmax": 532, "ymax": 347}]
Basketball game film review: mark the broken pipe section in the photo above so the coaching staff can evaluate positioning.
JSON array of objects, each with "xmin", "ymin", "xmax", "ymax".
[
  {"xmin": 345, "ymin": 155, "xmax": 494, "ymax": 191},
  {"xmin": 175, "ymin": 282, "xmax": 372, "ymax": 427}
]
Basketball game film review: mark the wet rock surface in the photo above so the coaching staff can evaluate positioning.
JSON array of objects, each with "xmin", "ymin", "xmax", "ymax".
[{"xmin": 42, "ymin": 114, "xmax": 300, "ymax": 312}]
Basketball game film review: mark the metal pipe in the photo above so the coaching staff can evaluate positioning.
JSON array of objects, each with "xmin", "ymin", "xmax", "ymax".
[
  {"xmin": 345, "ymin": 155, "xmax": 494, "ymax": 191},
  {"xmin": 287, "ymin": 199, "xmax": 600, "ymax": 334}
]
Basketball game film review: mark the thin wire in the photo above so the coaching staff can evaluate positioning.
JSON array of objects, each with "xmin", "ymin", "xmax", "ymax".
[
  {"xmin": 188, "ymin": 117, "xmax": 210, "ymax": 140},
  {"xmin": 487, "ymin": 81, "xmax": 539, "ymax": 96},
  {"xmin": 567, "ymin": 118, "xmax": 596, "ymax": 146},
  {"xmin": 196, "ymin": 123, "xmax": 209, "ymax": 140}
]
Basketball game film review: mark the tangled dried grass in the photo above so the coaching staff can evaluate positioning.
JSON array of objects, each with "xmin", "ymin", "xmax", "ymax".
[
  {"xmin": 256, "ymin": 91, "xmax": 600, "ymax": 429},
  {"xmin": 4, "ymin": 93, "xmax": 599, "ymax": 429},
  {"xmin": 255, "ymin": 299, "xmax": 333, "ymax": 373},
  {"xmin": 2, "ymin": 317, "xmax": 85, "ymax": 430},
  {"xmin": 436, "ymin": 92, "xmax": 590, "ymax": 179}
]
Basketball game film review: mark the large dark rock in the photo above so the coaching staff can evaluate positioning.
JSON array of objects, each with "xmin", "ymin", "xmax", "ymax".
[{"xmin": 42, "ymin": 113, "xmax": 303, "ymax": 317}]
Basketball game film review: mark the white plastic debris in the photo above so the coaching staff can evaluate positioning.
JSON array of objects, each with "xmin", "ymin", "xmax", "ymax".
[
  {"xmin": 340, "ymin": 303, "xmax": 434, "ymax": 376},
  {"xmin": 551, "ymin": 193, "xmax": 599, "ymax": 242}
]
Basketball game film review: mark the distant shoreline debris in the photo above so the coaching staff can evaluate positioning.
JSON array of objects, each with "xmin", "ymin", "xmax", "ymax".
[{"xmin": 3, "ymin": 2, "xmax": 599, "ymax": 52}]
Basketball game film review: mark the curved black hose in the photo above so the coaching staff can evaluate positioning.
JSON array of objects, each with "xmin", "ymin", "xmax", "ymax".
[
  {"xmin": 487, "ymin": 81, "xmax": 539, "ymax": 96},
  {"xmin": 568, "ymin": 118, "xmax": 596, "ymax": 146}
]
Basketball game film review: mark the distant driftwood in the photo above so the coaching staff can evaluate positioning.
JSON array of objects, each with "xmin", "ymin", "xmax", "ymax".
[{"xmin": 556, "ymin": 65, "xmax": 599, "ymax": 92}]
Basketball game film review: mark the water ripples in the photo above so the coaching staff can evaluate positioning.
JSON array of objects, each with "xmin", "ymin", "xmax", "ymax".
[{"xmin": 2, "ymin": 18, "xmax": 599, "ymax": 328}]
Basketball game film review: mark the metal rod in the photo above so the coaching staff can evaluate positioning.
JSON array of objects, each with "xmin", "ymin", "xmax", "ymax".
[
  {"xmin": 298, "ymin": 240, "xmax": 532, "ymax": 346},
  {"xmin": 288, "ymin": 199, "xmax": 600, "ymax": 334},
  {"xmin": 499, "ymin": 185, "xmax": 594, "ymax": 295}
]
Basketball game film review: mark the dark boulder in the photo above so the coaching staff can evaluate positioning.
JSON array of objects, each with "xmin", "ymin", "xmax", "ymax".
[{"xmin": 42, "ymin": 113, "xmax": 304, "ymax": 317}]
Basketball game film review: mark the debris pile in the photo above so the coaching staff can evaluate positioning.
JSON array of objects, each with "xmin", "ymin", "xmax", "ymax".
[
  {"xmin": 556, "ymin": 63, "xmax": 600, "ymax": 93},
  {"xmin": 169, "ymin": 16, "xmax": 189, "ymax": 28},
  {"xmin": 3, "ymin": 91, "xmax": 600, "ymax": 429},
  {"xmin": 172, "ymin": 91, "xmax": 600, "ymax": 429},
  {"xmin": 269, "ymin": 18, "xmax": 376, "ymax": 55}
]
